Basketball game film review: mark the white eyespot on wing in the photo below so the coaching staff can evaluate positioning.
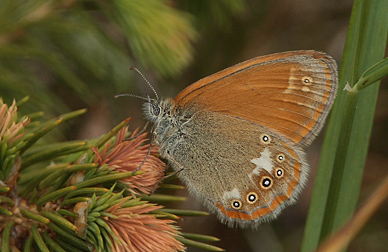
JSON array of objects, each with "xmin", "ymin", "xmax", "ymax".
[{"xmin": 250, "ymin": 147, "xmax": 273, "ymax": 175}]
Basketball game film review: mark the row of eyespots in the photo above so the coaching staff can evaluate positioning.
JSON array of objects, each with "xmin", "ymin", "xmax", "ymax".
[
  {"xmin": 260, "ymin": 133, "xmax": 287, "ymax": 178},
  {"xmin": 230, "ymin": 167, "xmax": 286, "ymax": 210},
  {"xmin": 230, "ymin": 191, "xmax": 261, "ymax": 210},
  {"xmin": 230, "ymin": 133, "xmax": 288, "ymax": 210}
]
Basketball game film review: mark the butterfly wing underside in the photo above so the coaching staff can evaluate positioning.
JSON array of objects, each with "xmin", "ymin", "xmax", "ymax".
[{"xmin": 165, "ymin": 51, "xmax": 337, "ymax": 227}]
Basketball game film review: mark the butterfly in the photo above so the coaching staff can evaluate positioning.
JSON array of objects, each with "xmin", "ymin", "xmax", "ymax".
[{"xmin": 141, "ymin": 50, "xmax": 338, "ymax": 228}]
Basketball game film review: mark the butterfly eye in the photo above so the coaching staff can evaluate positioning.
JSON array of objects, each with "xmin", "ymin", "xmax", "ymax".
[
  {"xmin": 260, "ymin": 176, "xmax": 273, "ymax": 189},
  {"xmin": 276, "ymin": 153, "xmax": 285, "ymax": 163},
  {"xmin": 152, "ymin": 104, "xmax": 161, "ymax": 116},
  {"xmin": 260, "ymin": 134, "xmax": 271, "ymax": 144},
  {"xmin": 275, "ymin": 168, "xmax": 284, "ymax": 178},
  {"xmin": 231, "ymin": 200, "xmax": 242, "ymax": 210},
  {"xmin": 246, "ymin": 192, "xmax": 258, "ymax": 204}
]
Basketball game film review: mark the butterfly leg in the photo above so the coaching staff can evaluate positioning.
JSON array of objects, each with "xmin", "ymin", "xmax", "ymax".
[
  {"xmin": 150, "ymin": 151, "xmax": 185, "ymax": 195},
  {"xmin": 150, "ymin": 167, "xmax": 184, "ymax": 195},
  {"xmin": 131, "ymin": 126, "xmax": 155, "ymax": 176}
]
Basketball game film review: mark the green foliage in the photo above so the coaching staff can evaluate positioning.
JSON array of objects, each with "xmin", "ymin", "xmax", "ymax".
[
  {"xmin": 302, "ymin": 0, "xmax": 388, "ymax": 251},
  {"xmin": 0, "ymin": 3, "xmax": 246, "ymax": 248},
  {"xmin": 2, "ymin": 0, "xmax": 386, "ymax": 251},
  {"xmin": 0, "ymin": 0, "xmax": 244, "ymax": 116},
  {"xmin": 0, "ymin": 98, "xmax": 223, "ymax": 251}
]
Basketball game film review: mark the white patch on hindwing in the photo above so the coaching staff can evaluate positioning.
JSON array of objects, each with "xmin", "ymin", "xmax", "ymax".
[
  {"xmin": 250, "ymin": 147, "xmax": 273, "ymax": 176},
  {"xmin": 221, "ymin": 148, "xmax": 274, "ymax": 207},
  {"xmin": 223, "ymin": 188, "xmax": 241, "ymax": 200}
]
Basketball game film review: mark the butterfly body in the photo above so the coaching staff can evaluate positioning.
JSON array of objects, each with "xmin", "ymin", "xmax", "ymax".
[{"xmin": 142, "ymin": 50, "xmax": 337, "ymax": 228}]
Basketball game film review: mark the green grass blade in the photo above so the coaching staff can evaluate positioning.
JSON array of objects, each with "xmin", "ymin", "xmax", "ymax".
[
  {"xmin": 325, "ymin": 0, "xmax": 388, "ymax": 235},
  {"xmin": 176, "ymin": 236, "xmax": 224, "ymax": 251},
  {"xmin": 354, "ymin": 57, "xmax": 388, "ymax": 90},
  {"xmin": 301, "ymin": 0, "xmax": 388, "ymax": 251}
]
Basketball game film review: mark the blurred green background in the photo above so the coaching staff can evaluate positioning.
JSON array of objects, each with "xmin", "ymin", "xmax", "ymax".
[{"xmin": 1, "ymin": 0, "xmax": 387, "ymax": 251}]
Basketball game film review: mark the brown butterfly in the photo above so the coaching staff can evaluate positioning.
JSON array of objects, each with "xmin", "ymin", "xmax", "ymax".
[{"xmin": 142, "ymin": 50, "xmax": 338, "ymax": 228}]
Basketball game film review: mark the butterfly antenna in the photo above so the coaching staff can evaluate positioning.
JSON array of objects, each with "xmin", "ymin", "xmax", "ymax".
[
  {"xmin": 130, "ymin": 67, "xmax": 159, "ymax": 101},
  {"xmin": 114, "ymin": 93, "xmax": 149, "ymax": 101}
]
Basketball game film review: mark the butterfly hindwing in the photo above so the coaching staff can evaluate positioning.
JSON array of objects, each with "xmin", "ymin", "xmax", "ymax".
[{"xmin": 166, "ymin": 110, "xmax": 307, "ymax": 227}]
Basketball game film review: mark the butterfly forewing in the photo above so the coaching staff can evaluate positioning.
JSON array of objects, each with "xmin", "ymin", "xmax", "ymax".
[{"xmin": 174, "ymin": 51, "xmax": 337, "ymax": 146}]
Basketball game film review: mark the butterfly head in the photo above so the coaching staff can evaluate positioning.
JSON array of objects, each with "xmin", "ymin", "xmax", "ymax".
[{"xmin": 142, "ymin": 97, "xmax": 175, "ymax": 124}]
